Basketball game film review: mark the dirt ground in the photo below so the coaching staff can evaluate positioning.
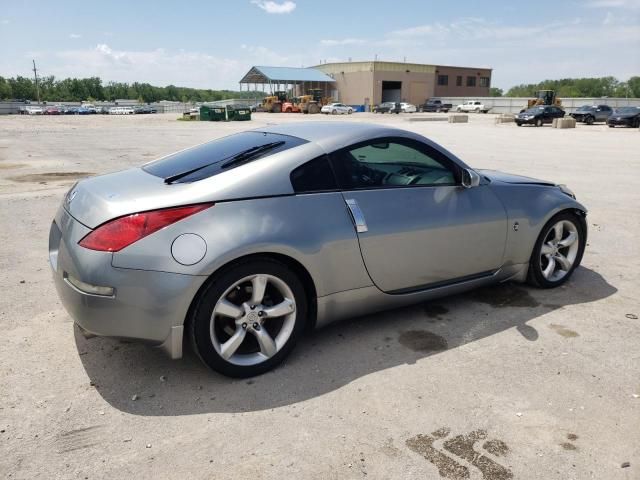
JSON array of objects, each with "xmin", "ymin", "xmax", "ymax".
[{"xmin": 0, "ymin": 112, "xmax": 638, "ymax": 479}]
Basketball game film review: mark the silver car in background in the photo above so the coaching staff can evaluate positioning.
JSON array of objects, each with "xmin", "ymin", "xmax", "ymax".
[{"xmin": 49, "ymin": 122, "xmax": 587, "ymax": 377}]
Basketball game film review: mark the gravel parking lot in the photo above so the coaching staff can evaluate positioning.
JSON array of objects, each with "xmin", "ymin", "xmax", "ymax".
[{"xmin": 1, "ymin": 112, "xmax": 638, "ymax": 479}]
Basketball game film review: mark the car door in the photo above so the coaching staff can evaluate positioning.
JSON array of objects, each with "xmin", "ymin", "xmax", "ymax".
[{"xmin": 330, "ymin": 137, "xmax": 508, "ymax": 293}]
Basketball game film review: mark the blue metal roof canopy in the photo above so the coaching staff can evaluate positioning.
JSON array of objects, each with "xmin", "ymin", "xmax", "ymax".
[{"xmin": 239, "ymin": 66, "xmax": 335, "ymax": 84}]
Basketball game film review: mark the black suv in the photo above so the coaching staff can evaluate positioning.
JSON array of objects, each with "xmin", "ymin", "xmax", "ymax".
[
  {"xmin": 607, "ymin": 107, "xmax": 640, "ymax": 128},
  {"xmin": 570, "ymin": 105, "xmax": 612, "ymax": 125},
  {"xmin": 516, "ymin": 105, "xmax": 565, "ymax": 127}
]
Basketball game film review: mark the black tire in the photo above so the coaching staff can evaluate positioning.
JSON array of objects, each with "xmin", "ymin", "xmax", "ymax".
[
  {"xmin": 608, "ymin": 124, "xmax": 614, "ymax": 128},
  {"xmin": 535, "ymin": 118, "xmax": 543, "ymax": 127},
  {"xmin": 517, "ymin": 123, "xmax": 522, "ymax": 127},
  {"xmin": 189, "ymin": 258, "xmax": 308, "ymax": 378},
  {"xmin": 527, "ymin": 211, "xmax": 586, "ymax": 289},
  {"xmin": 585, "ymin": 115, "xmax": 594, "ymax": 125}
]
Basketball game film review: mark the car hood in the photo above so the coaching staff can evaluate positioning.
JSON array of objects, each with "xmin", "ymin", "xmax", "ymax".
[{"xmin": 477, "ymin": 169, "xmax": 555, "ymax": 186}]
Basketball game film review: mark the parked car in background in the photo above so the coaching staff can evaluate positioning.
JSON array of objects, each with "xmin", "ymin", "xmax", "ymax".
[
  {"xmin": 49, "ymin": 123, "xmax": 587, "ymax": 377},
  {"xmin": 420, "ymin": 99, "xmax": 452, "ymax": 113},
  {"xmin": 23, "ymin": 106, "xmax": 44, "ymax": 115},
  {"xmin": 456, "ymin": 100, "xmax": 490, "ymax": 113},
  {"xmin": 43, "ymin": 106, "xmax": 62, "ymax": 115},
  {"xmin": 76, "ymin": 106, "xmax": 91, "ymax": 115},
  {"xmin": 400, "ymin": 102, "xmax": 417, "ymax": 113},
  {"xmin": 321, "ymin": 103, "xmax": 353, "ymax": 115},
  {"xmin": 373, "ymin": 102, "xmax": 401, "ymax": 114},
  {"xmin": 516, "ymin": 105, "xmax": 565, "ymax": 127},
  {"xmin": 81, "ymin": 104, "xmax": 98, "ymax": 114},
  {"xmin": 109, "ymin": 106, "xmax": 135, "ymax": 115},
  {"xmin": 607, "ymin": 106, "xmax": 640, "ymax": 128},
  {"xmin": 135, "ymin": 106, "xmax": 157, "ymax": 114},
  {"xmin": 570, "ymin": 105, "xmax": 612, "ymax": 125},
  {"xmin": 64, "ymin": 107, "xmax": 79, "ymax": 115}
]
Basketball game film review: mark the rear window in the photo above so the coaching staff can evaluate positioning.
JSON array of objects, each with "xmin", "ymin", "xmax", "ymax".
[{"xmin": 143, "ymin": 132, "xmax": 307, "ymax": 183}]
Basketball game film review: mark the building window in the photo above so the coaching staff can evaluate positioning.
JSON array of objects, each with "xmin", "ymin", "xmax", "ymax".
[
  {"xmin": 479, "ymin": 77, "xmax": 490, "ymax": 87},
  {"xmin": 466, "ymin": 76, "xmax": 476, "ymax": 87},
  {"xmin": 456, "ymin": 76, "xmax": 462, "ymax": 86},
  {"xmin": 437, "ymin": 75, "xmax": 448, "ymax": 86}
]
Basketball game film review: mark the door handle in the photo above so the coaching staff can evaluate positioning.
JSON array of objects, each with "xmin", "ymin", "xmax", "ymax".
[{"xmin": 345, "ymin": 198, "xmax": 368, "ymax": 233}]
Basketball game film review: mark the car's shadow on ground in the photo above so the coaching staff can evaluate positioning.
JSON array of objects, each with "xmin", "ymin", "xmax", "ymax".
[{"xmin": 75, "ymin": 266, "xmax": 616, "ymax": 416}]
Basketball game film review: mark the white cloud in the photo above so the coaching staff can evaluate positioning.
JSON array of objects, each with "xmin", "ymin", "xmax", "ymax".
[
  {"xmin": 586, "ymin": 0, "xmax": 640, "ymax": 7},
  {"xmin": 69, "ymin": 33, "xmax": 82, "ymax": 39},
  {"xmin": 320, "ymin": 38, "xmax": 366, "ymax": 46},
  {"xmin": 251, "ymin": 0, "xmax": 296, "ymax": 14},
  {"xmin": 1, "ymin": 19, "xmax": 9, "ymax": 25},
  {"xmin": 49, "ymin": 44, "xmax": 244, "ymax": 89},
  {"xmin": 315, "ymin": 16, "xmax": 640, "ymax": 89}
]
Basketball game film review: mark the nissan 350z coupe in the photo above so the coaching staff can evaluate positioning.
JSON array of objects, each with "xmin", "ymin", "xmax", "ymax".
[{"xmin": 49, "ymin": 123, "xmax": 587, "ymax": 377}]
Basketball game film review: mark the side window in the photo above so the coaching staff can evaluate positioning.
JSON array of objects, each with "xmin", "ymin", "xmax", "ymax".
[
  {"xmin": 331, "ymin": 139, "xmax": 457, "ymax": 190},
  {"xmin": 290, "ymin": 155, "xmax": 338, "ymax": 193}
]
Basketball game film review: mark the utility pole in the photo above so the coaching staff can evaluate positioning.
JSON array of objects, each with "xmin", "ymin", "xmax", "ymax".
[{"xmin": 32, "ymin": 59, "xmax": 40, "ymax": 104}]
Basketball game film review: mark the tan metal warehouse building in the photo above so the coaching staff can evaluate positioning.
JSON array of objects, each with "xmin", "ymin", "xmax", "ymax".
[{"xmin": 312, "ymin": 61, "xmax": 492, "ymax": 107}]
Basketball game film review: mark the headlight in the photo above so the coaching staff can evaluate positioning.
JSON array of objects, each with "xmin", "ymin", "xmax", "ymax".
[{"xmin": 558, "ymin": 184, "xmax": 576, "ymax": 199}]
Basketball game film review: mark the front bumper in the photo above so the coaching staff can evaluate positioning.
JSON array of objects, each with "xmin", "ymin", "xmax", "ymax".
[
  {"xmin": 515, "ymin": 117, "xmax": 535, "ymax": 125},
  {"xmin": 49, "ymin": 206, "xmax": 207, "ymax": 358},
  {"xmin": 607, "ymin": 118, "xmax": 634, "ymax": 126}
]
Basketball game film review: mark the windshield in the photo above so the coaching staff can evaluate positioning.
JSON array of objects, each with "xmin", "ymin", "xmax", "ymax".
[
  {"xmin": 143, "ymin": 132, "xmax": 307, "ymax": 183},
  {"xmin": 614, "ymin": 107, "xmax": 640, "ymax": 114}
]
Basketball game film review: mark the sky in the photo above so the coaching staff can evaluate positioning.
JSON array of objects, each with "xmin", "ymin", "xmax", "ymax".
[{"xmin": 0, "ymin": 0, "xmax": 639, "ymax": 91}]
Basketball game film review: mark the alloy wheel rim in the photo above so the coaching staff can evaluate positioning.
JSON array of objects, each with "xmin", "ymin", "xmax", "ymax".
[
  {"xmin": 540, "ymin": 220, "xmax": 580, "ymax": 282},
  {"xmin": 210, "ymin": 274, "xmax": 296, "ymax": 366}
]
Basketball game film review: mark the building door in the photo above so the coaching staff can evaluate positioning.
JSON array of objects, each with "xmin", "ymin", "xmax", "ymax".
[{"xmin": 381, "ymin": 81, "xmax": 402, "ymax": 102}]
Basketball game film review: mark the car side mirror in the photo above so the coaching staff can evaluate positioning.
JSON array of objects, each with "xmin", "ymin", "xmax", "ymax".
[{"xmin": 461, "ymin": 168, "xmax": 481, "ymax": 188}]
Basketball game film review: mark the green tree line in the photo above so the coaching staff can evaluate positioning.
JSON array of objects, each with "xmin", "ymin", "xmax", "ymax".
[
  {"xmin": 0, "ymin": 75, "xmax": 265, "ymax": 103},
  {"xmin": 497, "ymin": 76, "xmax": 640, "ymax": 98}
]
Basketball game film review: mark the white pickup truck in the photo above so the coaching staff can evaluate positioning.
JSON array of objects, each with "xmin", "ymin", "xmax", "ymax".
[{"xmin": 456, "ymin": 100, "xmax": 490, "ymax": 113}]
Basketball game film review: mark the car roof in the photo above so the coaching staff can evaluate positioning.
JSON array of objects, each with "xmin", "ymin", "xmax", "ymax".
[{"xmin": 256, "ymin": 122, "xmax": 409, "ymax": 152}]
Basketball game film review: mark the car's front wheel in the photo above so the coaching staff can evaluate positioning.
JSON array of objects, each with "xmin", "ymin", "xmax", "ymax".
[
  {"xmin": 189, "ymin": 258, "xmax": 307, "ymax": 377},
  {"xmin": 585, "ymin": 115, "xmax": 594, "ymax": 125},
  {"xmin": 535, "ymin": 118, "xmax": 543, "ymax": 127},
  {"xmin": 527, "ymin": 212, "xmax": 585, "ymax": 288}
]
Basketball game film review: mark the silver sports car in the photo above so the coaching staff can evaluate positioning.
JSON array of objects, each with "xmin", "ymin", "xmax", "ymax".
[{"xmin": 49, "ymin": 122, "xmax": 587, "ymax": 377}]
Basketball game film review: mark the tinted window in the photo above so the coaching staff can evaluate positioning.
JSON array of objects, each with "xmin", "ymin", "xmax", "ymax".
[
  {"xmin": 290, "ymin": 155, "xmax": 337, "ymax": 193},
  {"xmin": 331, "ymin": 138, "xmax": 457, "ymax": 190},
  {"xmin": 144, "ymin": 132, "xmax": 307, "ymax": 183}
]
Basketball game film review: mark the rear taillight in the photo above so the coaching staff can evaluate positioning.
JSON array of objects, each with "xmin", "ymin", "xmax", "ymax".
[{"xmin": 79, "ymin": 203, "xmax": 213, "ymax": 252}]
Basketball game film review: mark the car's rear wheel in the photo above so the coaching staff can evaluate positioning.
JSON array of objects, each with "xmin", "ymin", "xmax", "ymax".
[
  {"xmin": 527, "ymin": 212, "xmax": 585, "ymax": 288},
  {"xmin": 189, "ymin": 258, "xmax": 307, "ymax": 377}
]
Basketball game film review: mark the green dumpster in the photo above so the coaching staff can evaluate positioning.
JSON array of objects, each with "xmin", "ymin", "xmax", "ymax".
[
  {"xmin": 225, "ymin": 106, "xmax": 236, "ymax": 121},
  {"xmin": 233, "ymin": 106, "xmax": 252, "ymax": 121},
  {"xmin": 199, "ymin": 105, "xmax": 226, "ymax": 121}
]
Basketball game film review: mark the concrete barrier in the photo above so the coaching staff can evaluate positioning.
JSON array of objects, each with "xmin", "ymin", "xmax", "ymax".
[
  {"xmin": 407, "ymin": 116, "xmax": 448, "ymax": 122},
  {"xmin": 495, "ymin": 114, "xmax": 515, "ymax": 124},
  {"xmin": 448, "ymin": 114, "xmax": 468, "ymax": 123},
  {"xmin": 553, "ymin": 117, "xmax": 576, "ymax": 129}
]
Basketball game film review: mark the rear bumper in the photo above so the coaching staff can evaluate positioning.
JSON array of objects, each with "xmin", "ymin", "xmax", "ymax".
[{"xmin": 49, "ymin": 206, "xmax": 206, "ymax": 359}]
